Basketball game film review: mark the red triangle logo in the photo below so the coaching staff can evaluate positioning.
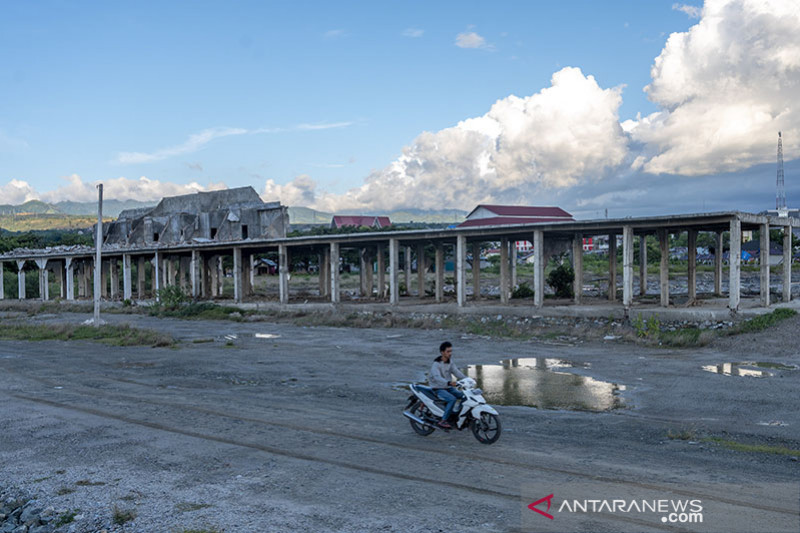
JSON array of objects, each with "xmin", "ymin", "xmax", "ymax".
[{"xmin": 528, "ymin": 493, "xmax": 555, "ymax": 520}]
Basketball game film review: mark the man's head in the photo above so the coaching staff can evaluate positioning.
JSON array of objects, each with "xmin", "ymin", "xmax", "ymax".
[{"xmin": 439, "ymin": 341, "xmax": 453, "ymax": 362}]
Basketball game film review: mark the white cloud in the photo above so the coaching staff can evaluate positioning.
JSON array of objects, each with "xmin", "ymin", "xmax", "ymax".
[
  {"xmin": 402, "ymin": 28, "xmax": 424, "ymax": 38},
  {"xmin": 294, "ymin": 121, "xmax": 353, "ymax": 131},
  {"xmin": 274, "ymin": 67, "xmax": 628, "ymax": 211},
  {"xmin": 455, "ymin": 31, "xmax": 492, "ymax": 50},
  {"xmin": 324, "ymin": 29, "xmax": 346, "ymax": 39},
  {"xmin": 630, "ymin": 0, "xmax": 800, "ymax": 175},
  {"xmin": 0, "ymin": 179, "xmax": 38, "ymax": 205},
  {"xmin": 672, "ymin": 3, "xmax": 702, "ymax": 18},
  {"xmin": 116, "ymin": 127, "xmax": 248, "ymax": 164}
]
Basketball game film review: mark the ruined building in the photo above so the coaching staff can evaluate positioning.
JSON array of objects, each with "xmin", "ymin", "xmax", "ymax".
[{"xmin": 102, "ymin": 186, "xmax": 288, "ymax": 246}]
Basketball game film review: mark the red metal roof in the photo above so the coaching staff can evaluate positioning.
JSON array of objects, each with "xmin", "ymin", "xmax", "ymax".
[
  {"xmin": 467, "ymin": 204, "xmax": 573, "ymax": 219},
  {"xmin": 457, "ymin": 216, "xmax": 573, "ymax": 228}
]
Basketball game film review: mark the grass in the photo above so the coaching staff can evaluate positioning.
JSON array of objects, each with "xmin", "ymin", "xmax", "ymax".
[
  {"xmin": 0, "ymin": 323, "xmax": 174, "ymax": 347},
  {"xmin": 731, "ymin": 308, "xmax": 797, "ymax": 334},
  {"xmin": 151, "ymin": 302, "xmax": 243, "ymax": 321},
  {"xmin": 75, "ymin": 479, "xmax": 105, "ymax": 486},
  {"xmin": 175, "ymin": 502, "xmax": 213, "ymax": 512},
  {"xmin": 704, "ymin": 436, "xmax": 800, "ymax": 456},
  {"xmin": 56, "ymin": 486, "xmax": 76, "ymax": 495},
  {"xmin": 666, "ymin": 428, "xmax": 698, "ymax": 441},
  {"xmin": 112, "ymin": 505, "xmax": 137, "ymax": 525},
  {"xmin": 54, "ymin": 509, "xmax": 80, "ymax": 527}
]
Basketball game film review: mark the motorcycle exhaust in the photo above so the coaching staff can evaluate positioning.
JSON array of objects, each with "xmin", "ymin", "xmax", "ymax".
[{"xmin": 403, "ymin": 410, "xmax": 432, "ymax": 427}]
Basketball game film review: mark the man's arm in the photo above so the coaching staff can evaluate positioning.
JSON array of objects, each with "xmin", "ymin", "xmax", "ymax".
[{"xmin": 451, "ymin": 364, "xmax": 467, "ymax": 381}]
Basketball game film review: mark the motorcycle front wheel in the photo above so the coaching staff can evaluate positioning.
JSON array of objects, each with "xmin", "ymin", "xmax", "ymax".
[
  {"xmin": 408, "ymin": 401, "xmax": 435, "ymax": 436},
  {"xmin": 470, "ymin": 412, "xmax": 501, "ymax": 444}
]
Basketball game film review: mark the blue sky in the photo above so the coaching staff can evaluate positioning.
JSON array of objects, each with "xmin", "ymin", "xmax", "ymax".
[{"xmin": 1, "ymin": 0, "xmax": 798, "ymax": 217}]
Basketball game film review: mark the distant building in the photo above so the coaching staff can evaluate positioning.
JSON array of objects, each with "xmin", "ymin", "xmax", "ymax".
[
  {"xmin": 458, "ymin": 204, "xmax": 574, "ymax": 253},
  {"xmin": 102, "ymin": 186, "xmax": 288, "ymax": 246},
  {"xmin": 331, "ymin": 215, "xmax": 391, "ymax": 229}
]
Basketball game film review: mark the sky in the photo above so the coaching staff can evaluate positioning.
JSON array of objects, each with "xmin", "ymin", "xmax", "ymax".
[{"xmin": 1, "ymin": 0, "xmax": 799, "ymax": 218}]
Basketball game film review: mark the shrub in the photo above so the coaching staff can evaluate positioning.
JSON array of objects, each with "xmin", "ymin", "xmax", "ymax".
[
  {"xmin": 546, "ymin": 255, "xmax": 574, "ymax": 298},
  {"xmin": 511, "ymin": 282, "xmax": 535, "ymax": 299}
]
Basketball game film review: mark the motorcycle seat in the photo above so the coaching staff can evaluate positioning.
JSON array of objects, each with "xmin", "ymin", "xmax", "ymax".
[{"xmin": 413, "ymin": 384, "xmax": 440, "ymax": 402}]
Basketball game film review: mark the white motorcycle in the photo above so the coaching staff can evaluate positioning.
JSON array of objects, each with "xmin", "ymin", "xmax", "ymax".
[{"xmin": 403, "ymin": 377, "xmax": 502, "ymax": 444}]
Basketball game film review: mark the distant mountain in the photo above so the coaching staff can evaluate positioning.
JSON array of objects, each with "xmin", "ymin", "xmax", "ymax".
[
  {"xmin": 288, "ymin": 206, "xmax": 467, "ymax": 225},
  {"xmin": 54, "ymin": 199, "xmax": 157, "ymax": 217},
  {"xmin": 0, "ymin": 200, "xmax": 61, "ymax": 215}
]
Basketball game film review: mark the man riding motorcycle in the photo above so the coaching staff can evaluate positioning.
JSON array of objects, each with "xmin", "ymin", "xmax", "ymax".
[{"xmin": 429, "ymin": 341, "xmax": 466, "ymax": 429}]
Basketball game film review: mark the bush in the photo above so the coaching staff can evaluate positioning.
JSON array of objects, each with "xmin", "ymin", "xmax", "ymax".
[
  {"xmin": 546, "ymin": 255, "xmax": 574, "ymax": 298},
  {"xmin": 511, "ymin": 282, "xmax": 535, "ymax": 299},
  {"xmin": 154, "ymin": 285, "xmax": 188, "ymax": 311}
]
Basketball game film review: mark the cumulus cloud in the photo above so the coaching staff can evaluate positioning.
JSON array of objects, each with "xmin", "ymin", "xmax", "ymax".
[
  {"xmin": 0, "ymin": 175, "xmax": 228, "ymax": 204},
  {"xmin": 270, "ymin": 67, "xmax": 628, "ymax": 211},
  {"xmin": 672, "ymin": 3, "xmax": 702, "ymax": 18},
  {"xmin": 630, "ymin": 0, "xmax": 800, "ymax": 175},
  {"xmin": 402, "ymin": 28, "xmax": 424, "ymax": 38},
  {"xmin": 455, "ymin": 31, "xmax": 492, "ymax": 49}
]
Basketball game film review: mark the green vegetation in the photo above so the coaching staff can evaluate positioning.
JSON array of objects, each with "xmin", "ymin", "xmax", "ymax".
[
  {"xmin": 704, "ymin": 436, "xmax": 800, "ymax": 456},
  {"xmin": 632, "ymin": 315, "xmax": 661, "ymax": 339},
  {"xmin": 54, "ymin": 509, "xmax": 80, "ymax": 526},
  {"xmin": 545, "ymin": 255, "xmax": 574, "ymax": 298},
  {"xmin": 511, "ymin": 281, "xmax": 535, "ymax": 299},
  {"xmin": 56, "ymin": 487, "xmax": 76, "ymax": 495},
  {"xmin": 732, "ymin": 308, "xmax": 797, "ymax": 334},
  {"xmin": 75, "ymin": 479, "xmax": 105, "ymax": 486},
  {"xmin": 175, "ymin": 502, "xmax": 213, "ymax": 512},
  {"xmin": 112, "ymin": 505, "xmax": 137, "ymax": 525},
  {"xmin": 666, "ymin": 428, "xmax": 698, "ymax": 441},
  {"xmin": 0, "ymin": 323, "xmax": 174, "ymax": 347}
]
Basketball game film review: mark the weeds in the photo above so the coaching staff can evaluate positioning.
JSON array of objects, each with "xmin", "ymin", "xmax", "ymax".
[
  {"xmin": 75, "ymin": 479, "xmax": 105, "ymax": 486},
  {"xmin": 666, "ymin": 427, "xmax": 698, "ymax": 440},
  {"xmin": 175, "ymin": 502, "xmax": 213, "ymax": 512},
  {"xmin": 704, "ymin": 436, "xmax": 800, "ymax": 456},
  {"xmin": 55, "ymin": 509, "xmax": 80, "ymax": 526},
  {"xmin": 112, "ymin": 505, "xmax": 137, "ymax": 525},
  {"xmin": 511, "ymin": 282, "xmax": 535, "ymax": 299},
  {"xmin": 56, "ymin": 487, "xmax": 75, "ymax": 495},
  {"xmin": 632, "ymin": 315, "xmax": 660, "ymax": 338},
  {"xmin": 731, "ymin": 308, "xmax": 797, "ymax": 334},
  {"xmin": 0, "ymin": 323, "xmax": 174, "ymax": 347}
]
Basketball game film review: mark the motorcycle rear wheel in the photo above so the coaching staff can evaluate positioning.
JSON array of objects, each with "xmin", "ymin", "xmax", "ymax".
[
  {"xmin": 470, "ymin": 412, "xmax": 501, "ymax": 444},
  {"xmin": 409, "ymin": 401, "xmax": 435, "ymax": 436}
]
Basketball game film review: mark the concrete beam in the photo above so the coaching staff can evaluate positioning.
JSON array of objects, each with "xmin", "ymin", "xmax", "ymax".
[
  {"xmin": 783, "ymin": 226, "xmax": 792, "ymax": 303},
  {"xmin": 533, "ymin": 230, "xmax": 544, "ymax": 308},
  {"xmin": 729, "ymin": 219, "xmax": 741, "ymax": 311},
  {"xmin": 500, "ymin": 237, "xmax": 510, "ymax": 304},
  {"xmin": 389, "ymin": 238, "xmax": 399, "ymax": 305},
  {"xmin": 279, "ymin": 244, "xmax": 289, "ymax": 304},
  {"xmin": 760, "ymin": 222, "xmax": 769, "ymax": 307},
  {"xmin": 688, "ymin": 229, "xmax": 697, "ymax": 304},
  {"xmin": 572, "ymin": 234, "xmax": 583, "ymax": 304},
  {"xmin": 659, "ymin": 229, "xmax": 669, "ymax": 307},
  {"xmin": 17, "ymin": 260, "xmax": 25, "ymax": 300},
  {"xmin": 330, "ymin": 242, "xmax": 340, "ymax": 304},
  {"xmin": 639, "ymin": 235, "xmax": 647, "ymax": 296},
  {"xmin": 715, "ymin": 232, "xmax": 723, "ymax": 296},
  {"xmin": 233, "ymin": 247, "xmax": 242, "ymax": 303},
  {"xmin": 622, "ymin": 226, "xmax": 633, "ymax": 308},
  {"xmin": 123, "ymin": 254, "xmax": 132, "ymax": 301},
  {"xmin": 435, "ymin": 243, "xmax": 444, "ymax": 303},
  {"xmin": 456, "ymin": 235, "xmax": 467, "ymax": 307},
  {"xmin": 608, "ymin": 234, "xmax": 617, "ymax": 301},
  {"xmin": 472, "ymin": 242, "xmax": 480, "ymax": 301}
]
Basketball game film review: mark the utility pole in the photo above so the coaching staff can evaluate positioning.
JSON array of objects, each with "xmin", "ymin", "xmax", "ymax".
[
  {"xmin": 93, "ymin": 184, "xmax": 103, "ymax": 326},
  {"xmin": 777, "ymin": 131, "xmax": 787, "ymax": 216}
]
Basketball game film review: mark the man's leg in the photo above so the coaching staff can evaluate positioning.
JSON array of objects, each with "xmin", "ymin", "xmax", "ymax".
[{"xmin": 435, "ymin": 389, "xmax": 457, "ymax": 422}]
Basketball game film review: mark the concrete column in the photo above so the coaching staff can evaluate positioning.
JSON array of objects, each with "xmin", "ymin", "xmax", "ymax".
[
  {"xmin": 760, "ymin": 222, "xmax": 770, "ymax": 307},
  {"xmin": 500, "ymin": 237, "xmax": 510, "ymax": 304},
  {"xmin": 0, "ymin": 262, "xmax": 4, "ymax": 300},
  {"xmin": 435, "ymin": 243, "xmax": 444, "ymax": 303},
  {"xmin": 137, "ymin": 257, "xmax": 146, "ymax": 299},
  {"xmin": 35, "ymin": 259, "xmax": 48, "ymax": 301},
  {"xmin": 152, "ymin": 252, "xmax": 161, "ymax": 300},
  {"xmin": 365, "ymin": 249, "xmax": 374, "ymax": 298},
  {"xmin": 179, "ymin": 257, "xmax": 189, "ymax": 292},
  {"xmin": 109, "ymin": 259, "xmax": 119, "ymax": 300},
  {"xmin": 403, "ymin": 246, "xmax": 411, "ymax": 296},
  {"xmin": 65, "ymin": 258, "xmax": 74, "ymax": 301},
  {"xmin": 715, "ymin": 231, "xmax": 723, "ymax": 296},
  {"xmin": 472, "ymin": 242, "xmax": 480, "ymax": 301},
  {"xmin": 659, "ymin": 229, "xmax": 669, "ymax": 307},
  {"xmin": 123, "ymin": 254, "xmax": 132, "ymax": 301},
  {"xmin": 84, "ymin": 261, "xmax": 93, "ymax": 299},
  {"xmin": 216, "ymin": 256, "xmax": 224, "ymax": 296},
  {"xmin": 623, "ymin": 226, "xmax": 634, "ymax": 308},
  {"xmin": 279, "ymin": 244, "xmax": 289, "ymax": 304},
  {"xmin": 688, "ymin": 230, "xmax": 697, "ymax": 304},
  {"xmin": 78, "ymin": 263, "xmax": 86, "ymax": 298},
  {"xmin": 511, "ymin": 243, "xmax": 518, "ymax": 288},
  {"xmin": 729, "ymin": 219, "xmax": 741, "ymax": 311},
  {"xmin": 166, "ymin": 257, "xmax": 175, "ymax": 287},
  {"xmin": 416, "ymin": 243, "xmax": 426, "ymax": 297},
  {"xmin": 248, "ymin": 254, "xmax": 255, "ymax": 296},
  {"xmin": 639, "ymin": 235, "xmax": 647, "ymax": 296},
  {"xmin": 330, "ymin": 242, "xmax": 340, "ymax": 304},
  {"xmin": 17, "ymin": 260, "xmax": 25, "ymax": 300},
  {"xmin": 573, "ymin": 234, "xmax": 583, "ymax": 304},
  {"xmin": 608, "ymin": 234, "xmax": 617, "ymax": 301},
  {"xmin": 101, "ymin": 261, "xmax": 109, "ymax": 298},
  {"xmin": 233, "ymin": 247, "xmax": 242, "ymax": 303},
  {"xmin": 318, "ymin": 252, "xmax": 326, "ymax": 297},
  {"xmin": 389, "ymin": 238, "xmax": 399, "ymax": 305},
  {"xmin": 359, "ymin": 248, "xmax": 368, "ymax": 297},
  {"xmin": 54, "ymin": 262, "xmax": 65, "ymax": 299},
  {"xmin": 208, "ymin": 256, "xmax": 217, "ymax": 297},
  {"xmin": 191, "ymin": 250, "xmax": 200, "ymax": 299},
  {"xmin": 533, "ymin": 230, "xmax": 544, "ymax": 308},
  {"xmin": 783, "ymin": 226, "xmax": 792, "ymax": 303},
  {"xmin": 201, "ymin": 255, "xmax": 210, "ymax": 298},
  {"xmin": 377, "ymin": 244, "xmax": 386, "ymax": 299},
  {"xmin": 456, "ymin": 235, "xmax": 467, "ymax": 307}
]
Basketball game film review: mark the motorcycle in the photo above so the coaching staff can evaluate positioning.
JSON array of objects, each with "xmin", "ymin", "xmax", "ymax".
[{"xmin": 402, "ymin": 377, "xmax": 502, "ymax": 444}]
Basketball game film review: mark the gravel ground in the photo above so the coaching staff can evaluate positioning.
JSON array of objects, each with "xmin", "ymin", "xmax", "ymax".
[{"xmin": 1, "ymin": 310, "xmax": 799, "ymax": 532}]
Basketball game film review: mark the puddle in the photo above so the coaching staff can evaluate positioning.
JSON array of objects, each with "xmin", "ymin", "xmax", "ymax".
[
  {"xmin": 701, "ymin": 362, "xmax": 797, "ymax": 378},
  {"xmin": 466, "ymin": 358, "xmax": 625, "ymax": 411},
  {"xmin": 254, "ymin": 333, "xmax": 280, "ymax": 339}
]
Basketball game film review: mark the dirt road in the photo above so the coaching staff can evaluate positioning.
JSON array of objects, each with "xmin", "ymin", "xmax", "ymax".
[{"xmin": 1, "ymin": 312, "xmax": 799, "ymax": 532}]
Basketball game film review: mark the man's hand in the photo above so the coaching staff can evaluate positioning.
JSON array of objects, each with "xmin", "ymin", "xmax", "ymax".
[{"xmin": 449, "ymin": 381, "xmax": 458, "ymax": 387}]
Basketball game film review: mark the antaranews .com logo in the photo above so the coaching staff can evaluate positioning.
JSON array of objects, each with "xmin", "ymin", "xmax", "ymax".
[{"xmin": 528, "ymin": 493, "xmax": 703, "ymax": 524}]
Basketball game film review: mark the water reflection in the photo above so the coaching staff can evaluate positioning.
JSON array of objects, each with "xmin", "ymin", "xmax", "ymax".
[
  {"xmin": 701, "ymin": 362, "xmax": 795, "ymax": 378},
  {"xmin": 467, "ymin": 358, "xmax": 625, "ymax": 411}
]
